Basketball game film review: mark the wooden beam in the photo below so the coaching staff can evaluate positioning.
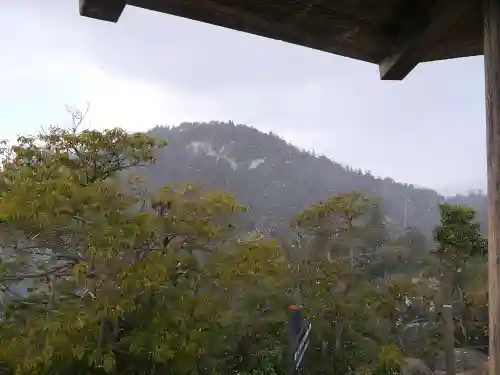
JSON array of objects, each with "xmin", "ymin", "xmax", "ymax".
[
  {"xmin": 379, "ymin": 0, "xmax": 475, "ymax": 80},
  {"xmin": 79, "ymin": 0, "xmax": 125, "ymax": 23},
  {"xmin": 485, "ymin": 1, "xmax": 500, "ymax": 375}
]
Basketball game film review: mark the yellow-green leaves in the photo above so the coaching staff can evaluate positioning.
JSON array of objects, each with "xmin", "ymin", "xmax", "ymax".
[
  {"xmin": 433, "ymin": 203, "xmax": 487, "ymax": 261},
  {"xmin": 0, "ymin": 125, "xmax": 170, "ymax": 374},
  {"xmin": 1, "ymin": 123, "xmax": 485, "ymax": 375},
  {"xmin": 0, "ymin": 124, "xmax": 292, "ymax": 375},
  {"xmin": 293, "ymin": 191, "xmax": 371, "ymax": 230}
]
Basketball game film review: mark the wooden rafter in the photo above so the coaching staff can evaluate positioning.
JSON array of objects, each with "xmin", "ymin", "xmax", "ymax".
[
  {"xmin": 379, "ymin": 0, "xmax": 477, "ymax": 80},
  {"xmin": 79, "ymin": 0, "xmax": 125, "ymax": 23}
]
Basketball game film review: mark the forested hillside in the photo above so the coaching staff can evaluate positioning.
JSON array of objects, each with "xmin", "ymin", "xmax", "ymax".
[{"xmin": 144, "ymin": 121, "xmax": 487, "ymax": 239}]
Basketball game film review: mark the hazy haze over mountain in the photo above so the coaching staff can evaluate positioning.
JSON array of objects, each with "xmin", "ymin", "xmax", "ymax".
[
  {"xmin": 439, "ymin": 183, "xmax": 486, "ymax": 197},
  {"xmin": 136, "ymin": 122, "xmax": 488, "ymax": 239}
]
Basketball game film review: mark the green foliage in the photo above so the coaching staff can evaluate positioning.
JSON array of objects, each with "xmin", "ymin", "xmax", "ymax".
[
  {"xmin": 0, "ymin": 124, "xmax": 291, "ymax": 375},
  {"xmin": 432, "ymin": 203, "xmax": 488, "ymax": 350},
  {"xmin": 370, "ymin": 344, "xmax": 404, "ymax": 375},
  {"xmin": 434, "ymin": 204, "xmax": 487, "ymax": 262},
  {"xmin": 294, "ymin": 191, "xmax": 371, "ymax": 231},
  {"xmin": 292, "ymin": 191, "xmax": 373, "ymax": 262},
  {"xmin": 0, "ymin": 122, "xmax": 489, "ymax": 375}
]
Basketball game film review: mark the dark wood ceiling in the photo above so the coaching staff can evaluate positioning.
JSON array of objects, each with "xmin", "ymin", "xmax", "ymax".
[{"xmin": 80, "ymin": 0, "xmax": 483, "ymax": 76}]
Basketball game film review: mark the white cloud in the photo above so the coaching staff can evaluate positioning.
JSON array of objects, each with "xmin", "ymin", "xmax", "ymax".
[
  {"xmin": 70, "ymin": 60, "xmax": 179, "ymax": 132},
  {"xmin": 0, "ymin": 50, "xmax": 220, "ymax": 136}
]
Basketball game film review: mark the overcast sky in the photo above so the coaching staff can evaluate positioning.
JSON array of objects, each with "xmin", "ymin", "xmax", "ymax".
[{"xmin": 0, "ymin": 1, "xmax": 486, "ymax": 195}]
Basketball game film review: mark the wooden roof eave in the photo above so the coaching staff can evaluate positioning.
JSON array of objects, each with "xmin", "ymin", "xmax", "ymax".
[{"xmin": 79, "ymin": 0, "xmax": 483, "ymax": 81}]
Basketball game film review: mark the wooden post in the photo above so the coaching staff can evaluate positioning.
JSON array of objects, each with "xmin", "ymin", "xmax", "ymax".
[
  {"xmin": 485, "ymin": 1, "xmax": 500, "ymax": 375},
  {"xmin": 442, "ymin": 304, "xmax": 456, "ymax": 375},
  {"xmin": 288, "ymin": 305, "xmax": 301, "ymax": 375}
]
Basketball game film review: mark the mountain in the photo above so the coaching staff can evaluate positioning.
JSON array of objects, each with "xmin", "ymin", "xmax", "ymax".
[{"xmin": 138, "ymin": 121, "xmax": 487, "ymax": 239}]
